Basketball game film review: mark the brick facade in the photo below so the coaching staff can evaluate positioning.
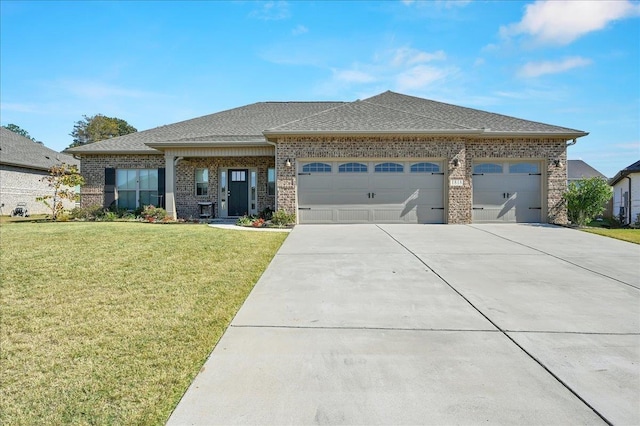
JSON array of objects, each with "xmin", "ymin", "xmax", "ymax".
[
  {"xmin": 275, "ymin": 136, "xmax": 568, "ymax": 224},
  {"xmin": 79, "ymin": 137, "xmax": 568, "ymax": 224},
  {"xmin": 174, "ymin": 156, "xmax": 274, "ymax": 218},
  {"xmin": 0, "ymin": 164, "xmax": 76, "ymax": 215},
  {"xmin": 79, "ymin": 154, "xmax": 165, "ymax": 208},
  {"xmin": 79, "ymin": 154, "xmax": 275, "ymax": 219}
]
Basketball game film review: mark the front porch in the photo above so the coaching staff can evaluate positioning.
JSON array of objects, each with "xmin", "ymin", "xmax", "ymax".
[{"xmin": 161, "ymin": 148, "xmax": 276, "ymax": 220}]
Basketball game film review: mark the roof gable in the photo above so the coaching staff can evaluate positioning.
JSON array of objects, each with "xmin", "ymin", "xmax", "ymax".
[
  {"xmin": 363, "ymin": 91, "xmax": 585, "ymax": 134},
  {"xmin": 265, "ymin": 99, "xmax": 472, "ymax": 134},
  {"xmin": 1, "ymin": 127, "xmax": 79, "ymax": 170},
  {"xmin": 66, "ymin": 90, "xmax": 588, "ymax": 154},
  {"xmin": 567, "ymin": 160, "xmax": 607, "ymax": 180},
  {"xmin": 66, "ymin": 101, "xmax": 345, "ymax": 153},
  {"xmin": 610, "ymin": 160, "xmax": 640, "ymax": 185}
]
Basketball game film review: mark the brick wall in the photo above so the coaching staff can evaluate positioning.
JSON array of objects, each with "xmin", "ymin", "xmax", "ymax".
[
  {"xmin": 79, "ymin": 137, "xmax": 568, "ymax": 224},
  {"xmin": 79, "ymin": 154, "xmax": 165, "ymax": 208},
  {"xmin": 276, "ymin": 136, "xmax": 568, "ymax": 224},
  {"xmin": 79, "ymin": 154, "xmax": 275, "ymax": 218},
  {"xmin": 175, "ymin": 156, "xmax": 274, "ymax": 218},
  {"xmin": 0, "ymin": 165, "xmax": 76, "ymax": 215}
]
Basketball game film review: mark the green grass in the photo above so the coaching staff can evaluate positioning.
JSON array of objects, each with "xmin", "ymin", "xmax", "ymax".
[
  {"xmin": 582, "ymin": 227, "xmax": 640, "ymax": 244},
  {"xmin": 0, "ymin": 222, "xmax": 287, "ymax": 425}
]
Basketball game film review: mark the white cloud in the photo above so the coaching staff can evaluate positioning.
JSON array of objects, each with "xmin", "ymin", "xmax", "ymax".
[
  {"xmin": 332, "ymin": 69, "xmax": 377, "ymax": 84},
  {"xmin": 501, "ymin": 0, "xmax": 640, "ymax": 45},
  {"xmin": 392, "ymin": 48, "xmax": 446, "ymax": 66},
  {"xmin": 249, "ymin": 1, "xmax": 291, "ymax": 21},
  {"xmin": 396, "ymin": 65, "xmax": 451, "ymax": 90},
  {"xmin": 292, "ymin": 24, "xmax": 308, "ymax": 35},
  {"xmin": 518, "ymin": 56, "xmax": 592, "ymax": 78}
]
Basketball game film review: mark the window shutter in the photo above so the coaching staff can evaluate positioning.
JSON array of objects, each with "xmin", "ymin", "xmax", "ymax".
[
  {"xmin": 158, "ymin": 168, "xmax": 166, "ymax": 209},
  {"xmin": 104, "ymin": 168, "xmax": 116, "ymax": 209}
]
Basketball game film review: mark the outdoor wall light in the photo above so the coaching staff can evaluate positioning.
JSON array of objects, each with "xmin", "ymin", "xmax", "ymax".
[
  {"xmin": 285, "ymin": 158, "xmax": 292, "ymax": 167},
  {"xmin": 452, "ymin": 158, "xmax": 460, "ymax": 167},
  {"xmin": 553, "ymin": 159, "xmax": 563, "ymax": 167}
]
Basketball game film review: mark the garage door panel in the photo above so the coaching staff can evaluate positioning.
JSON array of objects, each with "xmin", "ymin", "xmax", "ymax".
[
  {"xmin": 298, "ymin": 208, "xmax": 334, "ymax": 223},
  {"xmin": 336, "ymin": 175, "xmax": 368, "ymax": 190},
  {"xmin": 371, "ymin": 175, "xmax": 406, "ymax": 190},
  {"xmin": 472, "ymin": 162, "xmax": 542, "ymax": 223},
  {"xmin": 298, "ymin": 160, "xmax": 444, "ymax": 224},
  {"xmin": 298, "ymin": 175, "xmax": 333, "ymax": 190},
  {"xmin": 408, "ymin": 175, "xmax": 445, "ymax": 189},
  {"xmin": 336, "ymin": 208, "xmax": 370, "ymax": 222}
]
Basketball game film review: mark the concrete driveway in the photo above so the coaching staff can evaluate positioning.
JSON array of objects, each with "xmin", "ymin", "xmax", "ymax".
[{"xmin": 167, "ymin": 224, "xmax": 640, "ymax": 425}]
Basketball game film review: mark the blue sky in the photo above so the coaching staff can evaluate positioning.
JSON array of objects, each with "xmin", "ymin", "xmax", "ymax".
[{"xmin": 1, "ymin": 0, "xmax": 638, "ymax": 177}]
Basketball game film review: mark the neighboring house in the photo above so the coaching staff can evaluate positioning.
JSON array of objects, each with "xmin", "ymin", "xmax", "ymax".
[
  {"xmin": 567, "ymin": 159, "xmax": 607, "ymax": 184},
  {"xmin": 65, "ymin": 91, "xmax": 588, "ymax": 224},
  {"xmin": 0, "ymin": 127, "xmax": 80, "ymax": 215},
  {"xmin": 610, "ymin": 160, "xmax": 640, "ymax": 226}
]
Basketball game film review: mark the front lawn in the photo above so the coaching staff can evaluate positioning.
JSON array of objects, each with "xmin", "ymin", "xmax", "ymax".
[
  {"xmin": 582, "ymin": 227, "xmax": 640, "ymax": 244},
  {"xmin": 0, "ymin": 222, "xmax": 287, "ymax": 425}
]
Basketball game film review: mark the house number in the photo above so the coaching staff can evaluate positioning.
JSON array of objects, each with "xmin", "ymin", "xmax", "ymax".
[{"xmin": 450, "ymin": 179, "xmax": 464, "ymax": 187}]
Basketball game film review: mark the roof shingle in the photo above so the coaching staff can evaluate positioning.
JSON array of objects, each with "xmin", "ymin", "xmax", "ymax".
[{"xmin": 1, "ymin": 127, "xmax": 79, "ymax": 170}]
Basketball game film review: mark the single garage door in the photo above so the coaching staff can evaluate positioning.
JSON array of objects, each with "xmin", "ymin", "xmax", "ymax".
[
  {"xmin": 472, "ymin": 161, "xmax": 542, "ymax": 223},
  {"xmin": 298, "ymin": 160, "xmax": 445, "ymax": 224}
]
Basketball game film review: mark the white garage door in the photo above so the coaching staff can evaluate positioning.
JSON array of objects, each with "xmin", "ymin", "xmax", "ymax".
[
  {"xmin": 472, "ymin": 161, "xmax": 542, "ymax": 223},
  {"xmin": 298, "ymin": 160, "xmax": 445, "ymax": 224}
]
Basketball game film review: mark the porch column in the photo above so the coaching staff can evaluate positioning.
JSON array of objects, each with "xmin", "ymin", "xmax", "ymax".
[{"xmin": 165, "ymin": 153, "xmax": 177, "ymax": 219}]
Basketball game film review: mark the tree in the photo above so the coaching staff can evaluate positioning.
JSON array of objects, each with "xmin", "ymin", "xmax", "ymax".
[
  {"xmin": 69, "ymin": 114, "xmax": 137, "ymax": 148},
  {"xmin": 36, "ymin": 163, "xmax": 85, "ymax": 220},
  {"xmin": 563, "ymin": 176, "xmax": 612, "ymax": 226},
  {"xmin": 3, "ymin": 123, "xmax": 35, "ymax": 141}
]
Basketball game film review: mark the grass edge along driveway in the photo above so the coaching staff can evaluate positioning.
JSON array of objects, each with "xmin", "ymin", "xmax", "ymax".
[{"xmin": 0, "ymin": 222, "xmax": 287, "ymax": 425}]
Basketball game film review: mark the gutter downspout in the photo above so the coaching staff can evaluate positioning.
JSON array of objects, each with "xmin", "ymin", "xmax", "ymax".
[
  {"xmin": 566, "ymin": 138, "xmax": 577, "ymax": 147},
  {"xmin": 626, "ymin": 176, "xmax": 632, "ymax": 226}
]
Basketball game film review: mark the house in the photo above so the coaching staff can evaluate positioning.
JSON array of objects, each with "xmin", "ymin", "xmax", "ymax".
[
  {"xmin": 567, "ymin": 159, "xmax": 607, "ymax": 183},
  {"xmin": 0, "ymin": 127, "xmax": 80, "ymax": 215},
  {"xmin": 610, "ymin": 160, "xmax": 640, "ymax": 226},
  {"xmin": 65, "ymin": 91, "xmax": 588, "ymax": 224}
]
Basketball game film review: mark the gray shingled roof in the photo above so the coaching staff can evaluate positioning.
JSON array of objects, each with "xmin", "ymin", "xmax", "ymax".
[
  {"xmin": 1, "ymin": 127, "xmax": 79, "ymax": 170},
  {"xmin": 66, "ymin": 90, "xmax": 587, "ymax": 154},
  {"xmin": 66, "ymin": 101, "xmax": 345, "ymax": 153},
  {"xmin": 567, "ymin": 160, "xmax": 607, "ymax": 181},
  {"xmin": 265, "ymin": 99, "xmax": 473, "ymax": 133},
  {"xmin": 362, "ymin": 91, "xmax": 585, "ymax": 134},
  {"xmin": 610, "ymin": 160, "xmax": 640, "ymax": 185},
  {"xmin": 267, "ymin": 91, "xmax": 586, "ymax": 135}
]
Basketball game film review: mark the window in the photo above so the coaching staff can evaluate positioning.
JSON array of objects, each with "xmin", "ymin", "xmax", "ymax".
[
  {"xmin": 195, "ymin": 168, "xmax": 208, "ymax": 196},
  {"xmin": 116, "ymin": 169, "xmax": 159, "ymax": 209},
  {"xmin": 375, "ymin": 162, "xmax": 404, "ymax": 173},
  {"xmin": 231, "ymin": 170, "xmax": 246, "ymax": 181},
  {"xmin": 338, "ymin": 162, "xmax": 368, "ymax": 173},
  {"xmin": 473, "ymin": 163, "xmax": 503, "ymax": 174},
  {"xmin": 509, "ymin": 163, "xmax": 539, "ymax": 174},
  {"xmin": 267, "ymin": 168, "xmax": 275, "ymax": 196},
  {"xmin": 410, "ymin": 162, "xmax": 440, "ymax": 173},
  {"xmin": 302, "ymin": 162, "xmax": 332, "ymax": 173}
]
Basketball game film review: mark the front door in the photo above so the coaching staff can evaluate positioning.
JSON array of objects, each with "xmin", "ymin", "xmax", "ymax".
[{"xmin": 228, "ymin": 169, "xmax": 249, "ymax": 216}]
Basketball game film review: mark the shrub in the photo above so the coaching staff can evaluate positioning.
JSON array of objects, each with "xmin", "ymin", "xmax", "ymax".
[
  {"xmin": 236, "ymin": 215, "xmax": 253, "ymax": 226},
  {"xmin": 70, "ymin": 204, "xmax": 105, "ymax": 221},
  {"xmin": 259, "ymin": 207, "xmax": 274, "ymax": 220},
  {"xmin": 141, "ymin": 205, "xmax": 167, "ymax": 222},
  {"xmin": 564, "ymin": 177, "xmax": 612, "ymax": 227},
  {"xmin": 270, "ymin": 210, "xmax": 296, "ymax": 227}
]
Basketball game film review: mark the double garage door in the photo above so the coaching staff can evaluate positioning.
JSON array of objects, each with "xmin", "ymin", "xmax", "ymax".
[{"xmin": 298, "ymin": 160, "xmax": 444, "ymax": 224}]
